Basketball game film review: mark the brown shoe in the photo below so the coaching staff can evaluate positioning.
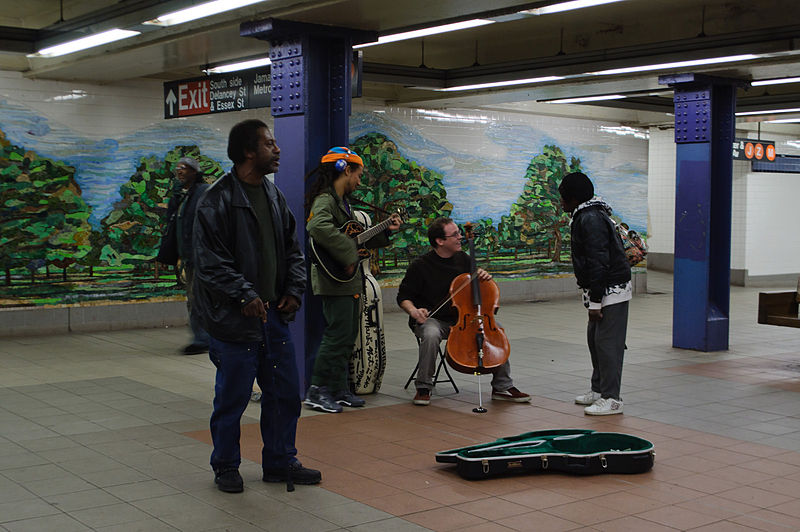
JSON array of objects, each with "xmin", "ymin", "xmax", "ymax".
[
  {"xmin": 491, "ymin": 387, "xmax": 531, "ymax": 403},
  {"xmin": 413, "ymin": 389, "xmax": 431, "ymax": 406}
]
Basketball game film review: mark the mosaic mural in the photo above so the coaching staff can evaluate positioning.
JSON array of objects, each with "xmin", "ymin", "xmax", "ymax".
[{"xmin": 0, "ymin": 100, "xmax": 648, "ymax": 307}]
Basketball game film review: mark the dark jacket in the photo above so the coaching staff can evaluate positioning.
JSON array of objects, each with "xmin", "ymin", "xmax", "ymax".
[
  {"xmin": 156, "ymin": 182, "xmax": 209, "ymax": 267},
  {"xmin": 306, "ymin": 189, "xmax": 391, "ymax": 296},
  {"xmin": 193, "ymin": 170, "xmax": 306, "ymax": 342},
  {"xmin": 569, "ymin": 198, "xmax": 631, "ymax": 304}
]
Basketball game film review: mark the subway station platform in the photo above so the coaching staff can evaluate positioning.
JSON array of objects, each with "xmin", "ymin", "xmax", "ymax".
[{"xmin": 2, "ymin": 272, "xmax": 800, "ymax": 531}]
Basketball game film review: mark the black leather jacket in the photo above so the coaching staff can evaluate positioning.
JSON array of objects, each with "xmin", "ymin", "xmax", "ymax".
[
  {"xmin": 156, "ymin": 182, "xmax": 209, "ymax": 268},
  {"xmin": 569, "ymin": 200, "xmax": 631, "ymax": 304},
  {"xmin": 193, "ymin": 170, "xmax": 306, "ymax": 342}
]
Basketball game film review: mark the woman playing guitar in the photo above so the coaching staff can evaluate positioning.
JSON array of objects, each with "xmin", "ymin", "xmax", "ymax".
[{"xmin": 304, "ymin": 147, "xmax": 401, "ymax": 413}]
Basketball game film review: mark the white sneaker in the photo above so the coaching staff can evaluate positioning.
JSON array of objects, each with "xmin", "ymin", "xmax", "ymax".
[
  {"xmin": 584, "ymin": 398, "xmax": 623, "ymax": 415},
  {"xmin": 575, "ymin": 390, "xmax": 601, "ymax": 405}
]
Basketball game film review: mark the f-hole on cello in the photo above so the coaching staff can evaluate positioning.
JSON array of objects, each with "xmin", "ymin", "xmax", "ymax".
[{"xmin": 445, "ymin": 223, "xmax": 510, "ymax": 413}]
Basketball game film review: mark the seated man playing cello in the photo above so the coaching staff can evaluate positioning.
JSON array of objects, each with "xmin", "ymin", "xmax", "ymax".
[{"xmin": 397, "ymin": 217, "xmax": 531, "ymax": 406}]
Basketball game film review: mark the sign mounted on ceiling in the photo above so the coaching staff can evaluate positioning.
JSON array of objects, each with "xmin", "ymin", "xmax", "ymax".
[
  {"xmin": 163, "ymin": 66, "xmax": 271, "ymax": 119},
  {"xmin": 732, "ymin": 138, "xmax": 776, "ymax": 162}
]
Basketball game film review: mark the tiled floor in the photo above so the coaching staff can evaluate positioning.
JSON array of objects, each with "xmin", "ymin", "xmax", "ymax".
[{"xmin": 3, "ymin": 272, "xmax": 800, "ymax": 531}]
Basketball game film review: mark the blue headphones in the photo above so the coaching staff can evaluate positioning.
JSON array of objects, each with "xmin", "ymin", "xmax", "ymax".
[{"xmin": 334, "ymin": 158, "xmax": 348, "ymax": 172}]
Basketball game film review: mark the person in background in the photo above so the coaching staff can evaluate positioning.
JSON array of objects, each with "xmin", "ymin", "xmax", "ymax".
[
  {"xmin": 156, "ymin": 156, "xmax": 210, "ymax": 355},
  {"xmin": 304, "ymin": 147, "xmax": 401, "ymax": 413},
  {"xmin": 193, "ymin": 119, "xmax": 319, "ymax": 493},
  {"xmin": 397, "ymin": 217, "xmax": 531, "ymax": 406},
  {"xmin": 558, "ymin": 171, "xmax": 631, "ymax": 416}
]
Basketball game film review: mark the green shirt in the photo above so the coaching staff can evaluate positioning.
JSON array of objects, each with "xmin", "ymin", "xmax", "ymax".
[{"xmin": 241, "ymin": 181, "xmax": 278, "ymax": 302}]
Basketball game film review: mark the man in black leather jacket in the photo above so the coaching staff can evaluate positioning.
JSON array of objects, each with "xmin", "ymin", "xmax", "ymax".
[
  {"xmin": 156, "ymin": 157, "xmax": 209, "ymax": 355},
  {"xmin": 193, "ymin": 119, "xmax": 320, "ymax": 493},
  {"xmin": 559, "ymin": 172, "xmax": 631, "ymax": 416}
]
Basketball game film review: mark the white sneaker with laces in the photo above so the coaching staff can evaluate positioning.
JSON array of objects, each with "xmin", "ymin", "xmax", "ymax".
[
  {"xmin": 584, "ymin": 397, "xmax": 623, "ymax": 415},
  {"xmin": 575, "ymin": 390, "xmax": 601, "ymax": 405}
]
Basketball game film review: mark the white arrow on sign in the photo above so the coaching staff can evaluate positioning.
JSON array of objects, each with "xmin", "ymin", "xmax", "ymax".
[{"xmin": 165, "ymin": 90, "xmax": 177, "ymax": 115}]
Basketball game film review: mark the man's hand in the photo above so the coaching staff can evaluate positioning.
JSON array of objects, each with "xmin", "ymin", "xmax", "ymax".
[
  {"xmin": 242, "ymin": 297, "xmax": 268, "ymax": 322},
  {"xmin": 476, "ymin": 268, "xmax": 492, "ymax": 281},
  {"xmin": 276, "ymin": 294, "xmax": 300, "ymax": 313},
  {"xmin": 410, "ymin": 307, "xmax": 429, "ymax": 324},
  {"xmin": 387, "ymin": 213, "xmax": 402, "ymax": 231},
  {"xmin": 344, "ymin": 263, "xmax": 356, "ymax": 276},
  {"xmin": 588, "ymin": 309, "xmax": 603, "ymax": 322}
]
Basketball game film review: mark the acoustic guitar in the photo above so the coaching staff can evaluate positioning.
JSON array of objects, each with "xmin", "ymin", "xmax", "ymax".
[{"xmin": 310, "ymin": 209, "xmax": 404, "ymax": 283}]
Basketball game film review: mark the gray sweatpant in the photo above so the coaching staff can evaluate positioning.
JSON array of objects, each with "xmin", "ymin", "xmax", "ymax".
[
  {"xmin": 587, "ymin": 300, "xmax": 629, "ymax": 400},
  {"xmin": 413, "ymin": 317, "xmax": 514, "ymax": 392}
]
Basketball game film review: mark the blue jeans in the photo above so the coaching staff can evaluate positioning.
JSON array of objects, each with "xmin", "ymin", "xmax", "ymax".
[{"xmin": 208, "ymin": 308, "xmax": 301, "ymax": 472}]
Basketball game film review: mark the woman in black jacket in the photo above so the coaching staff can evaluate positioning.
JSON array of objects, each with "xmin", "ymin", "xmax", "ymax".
[{"xmin": 558, "ymin": 172, "xmax": 631, "ymax": 416}]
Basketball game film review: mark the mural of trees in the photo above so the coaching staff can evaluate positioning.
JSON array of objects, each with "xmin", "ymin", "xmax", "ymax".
[
  {"xmin": 100, "ymin": 146, "xmax": 224, "ymax": 267},
  {"xmin": 504, "ymin": 145, "xmax": 583, "ymax": 262},
  {"xmin": 0, "ymin": 131, "xmax": 93, "ymax": 285},
  {"xmin": 351, "ymin": 133, "xmax": 452, "ymax": 259}
]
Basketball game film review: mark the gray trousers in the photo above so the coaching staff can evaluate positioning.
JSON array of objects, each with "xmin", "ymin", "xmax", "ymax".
[
  {"xmin": 413, "ymin": 317, "xmax": 514, "ymax": 392},
  {"xmin": 587, "ymin": 300, "xmax": 629, "ymax": 400}
]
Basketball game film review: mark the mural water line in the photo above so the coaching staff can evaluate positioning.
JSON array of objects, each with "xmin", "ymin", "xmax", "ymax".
[{"xmin": 0, "ymin": 106, "xmax": 647, "ymax": 307}]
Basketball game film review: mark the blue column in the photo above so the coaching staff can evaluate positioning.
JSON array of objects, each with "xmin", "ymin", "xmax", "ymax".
[
  {"xmin": 659, "ymin": 74, "xmax": 742, "ymax": 351},
  {"xmin": 241, "ymin": 19, "xmax": 376, "ymax": 392}
]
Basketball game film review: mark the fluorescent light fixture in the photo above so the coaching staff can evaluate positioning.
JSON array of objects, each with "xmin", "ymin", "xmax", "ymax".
[
  {"xmin": 525, "ymin": 0, "xmax": 626, "ymax": 15},
  {"xmin": 435, "ymin": 75, "xmax": 564, "ymax": 92},
  {"xmin": 589, "ymin": 54, "xmax": 759, "ymax": 76},
  {"xmin": 204, "ymin": 57, "xmax": 271, "ymax": 74},
  {"xmin": 145, "ymin": 0, "xmax": 266, "ymax": 26},
  {"xmin": 599, "ymin": 125, "xmax": 649, "ymax": 139},
  {"xmin": 416, "ymin": 109, "xmax": 490, "ymax": 124},
  {"xmin": 736, "ymin": 107, "xmax": 800, "ymax": 116},
  {"xmin": 354, "ymin": 19, "xmax": 494, "ymax": 49},
  {"xmin": 32, "ymin": 29, "xmax": 140, "ymax": 57},
  {"xmin": 751, "ymin": 76, "xmax": 800, "ymax": 86},
  {"xmin": 547, "ymin": 94, "xmax": 625, "ymax": 103},
  {"xmin": 765, "ymin": 118, "xmax": 800, "ymax": 124}
]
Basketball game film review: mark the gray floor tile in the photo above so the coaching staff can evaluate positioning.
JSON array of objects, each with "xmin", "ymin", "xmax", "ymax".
[
  {"xmin": 2, "ymin": 513, "xmax": 91, "ymax": 532},
  {"xmin": 68, "ymin": 502, "xmax": 154, "ymax": 529},
  {"xmin": 104, "ymin": 480, "xmax": 180, "ymax": 502},
  {"xmin": 309, "ymin": 501, "xmax": 394, "ymax": 527},
  {"xmin": 94, "ymin": 517, "xmax": 179, "ymax": 531},
  {"xmin": 45, "ymin": 488, "xmax": 123, "ymax": 511},
  {"xmin": 0, "ymin": 499, "xmax": 61, "ymax": 524}
]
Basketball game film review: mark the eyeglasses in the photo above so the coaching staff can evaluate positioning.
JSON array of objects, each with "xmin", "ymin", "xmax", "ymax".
[{"xmin": 444, "ymin": 231, "xmax": 462, "ymax": 239}]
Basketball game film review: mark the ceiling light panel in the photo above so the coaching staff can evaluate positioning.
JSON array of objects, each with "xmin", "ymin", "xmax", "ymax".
[
  {"xmin": 751, "ymin": 77, "xmax": 800, "ymax": 86},
  {"xmin": 435, "ymin": 76, "xmax": 564, "ymax": 92},
  {"xmin": 32, "ymin": 29, "xmax": 140, "ymax": 57},
  {"xmin": 354, "ymin": 19, "xmax": 494, "ymax": 49},
  {"xmin": 145, "ymin": 0, "xmax": 267, "ymax": 26},
  {"xmin": 524, "ymin": 0, "xmax": 626, "ymax": 15},
  {"xmin": 204, "ymin": 58, "xmax": 271, "ymax": 74}
]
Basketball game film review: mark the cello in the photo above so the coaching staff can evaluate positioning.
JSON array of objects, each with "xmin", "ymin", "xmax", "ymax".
[{"xmin": 445, "ymin": 223, "xmax": 510, "ymax": 411}]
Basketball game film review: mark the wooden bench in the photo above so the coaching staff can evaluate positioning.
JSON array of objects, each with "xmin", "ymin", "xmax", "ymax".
[{"xmin": 758, "ymin": 291, "xmax": 800, "ymax": 328}]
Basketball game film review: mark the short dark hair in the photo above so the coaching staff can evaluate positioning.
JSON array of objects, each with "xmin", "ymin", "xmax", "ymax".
[
  {"xmin": 227, "ymin": 119, "xmax": 269, "ymax": 164},
  {"xmin": 558, "ymin": 172, "xmax": 594, "ymax": 204},
  {"xmin": 428, "ymin": 217, "xmax": 454, "ymax": 248}
]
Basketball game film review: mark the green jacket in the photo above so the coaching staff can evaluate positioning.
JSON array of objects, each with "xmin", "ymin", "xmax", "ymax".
[{"xmin": 307, "ymin": 190, "xmax": 391, "ymax": 295}]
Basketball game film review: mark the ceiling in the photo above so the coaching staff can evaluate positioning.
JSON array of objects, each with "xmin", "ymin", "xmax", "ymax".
[{"xmin": 2, "ymin": 0, "xmax": 800, "ymax": 123}]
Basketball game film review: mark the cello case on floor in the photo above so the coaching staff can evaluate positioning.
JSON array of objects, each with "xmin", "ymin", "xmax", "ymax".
[
  {"xmin": 349, "ymin": 211, "xmax": 387, "ymax": 395},
  {"xmin": 436, "ymin": 429, "xmax": 654, "ymax": 480}
]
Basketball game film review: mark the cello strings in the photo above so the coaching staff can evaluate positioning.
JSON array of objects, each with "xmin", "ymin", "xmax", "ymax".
[{"xmin": 427, "ymin": 275, "xmax": 473, "ymax": 320}]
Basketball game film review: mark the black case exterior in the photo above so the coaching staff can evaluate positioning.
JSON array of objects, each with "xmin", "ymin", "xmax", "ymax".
[{"xmin": 437, "ymin": 430, "xmax": 654, "ymax": 480}]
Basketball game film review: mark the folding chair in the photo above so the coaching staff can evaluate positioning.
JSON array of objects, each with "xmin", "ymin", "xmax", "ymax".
[{"xmin": 404, "ymin": 330, "xmax": 459, "ymax": 394}]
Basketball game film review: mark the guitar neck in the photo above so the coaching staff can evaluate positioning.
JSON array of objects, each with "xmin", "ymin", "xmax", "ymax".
[{"xmin": 356, "ymin": 217, "xmax": 392, "ymax": 244}]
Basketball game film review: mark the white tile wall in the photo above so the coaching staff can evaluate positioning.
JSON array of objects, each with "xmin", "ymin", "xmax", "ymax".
[
  {"xmin": 646, "ymin": 128, "xmax": 676, "ymax": 254},
  {"xmin": 0, "ymin": 70, "xmax": 270, "ymax": 138},
  {"xmin": 648, "ymin": 125, "xmax": 800, "ymax": 278}
]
